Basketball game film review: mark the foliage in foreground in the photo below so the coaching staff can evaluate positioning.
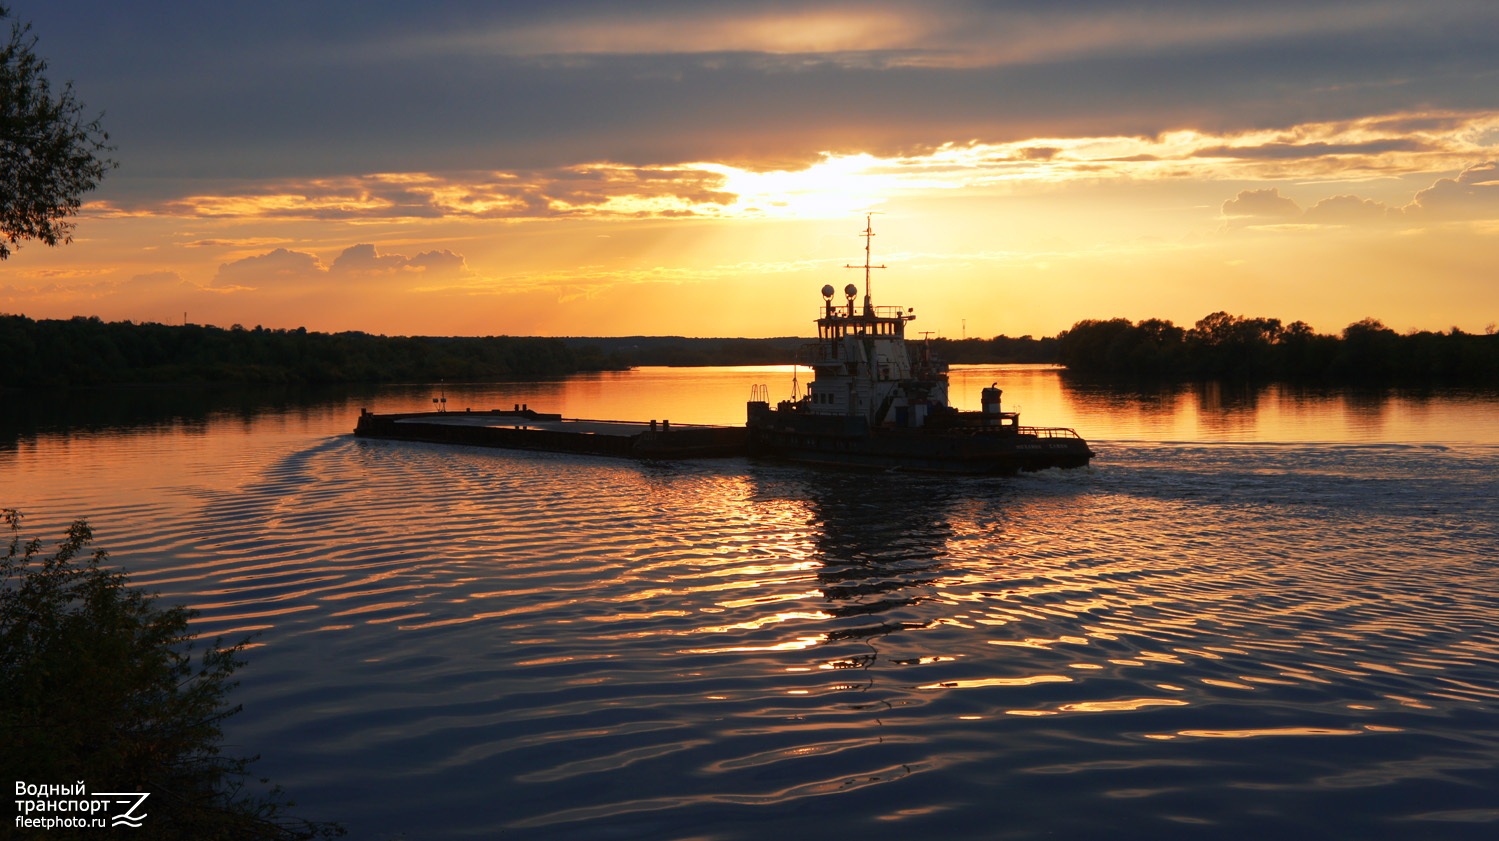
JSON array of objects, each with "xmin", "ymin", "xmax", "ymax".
[{"xmin": 1, "ymin": 509, "xmax": 342, "ymax": 839}]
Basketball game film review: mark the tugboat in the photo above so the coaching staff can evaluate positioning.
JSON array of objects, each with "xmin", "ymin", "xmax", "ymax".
[{"xmin": 746, "ymin": 216, "xmax": 1093, "ymax": 474}]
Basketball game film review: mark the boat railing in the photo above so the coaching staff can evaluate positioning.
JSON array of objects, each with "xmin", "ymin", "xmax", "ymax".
[
  {"xmin": 816, "ymin": 305, "xmax": 911, "ymax": 320},
  {"xmin": 1020, "ymin": 426, "xmax": 1086, "ymax": 439}
]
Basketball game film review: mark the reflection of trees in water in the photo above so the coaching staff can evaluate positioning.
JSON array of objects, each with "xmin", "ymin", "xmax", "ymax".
[
  {"xmin": 1056, "ymin": 376, "xmax": 1493, "ymax": 441},
  {"xmin": 1059, "ymin": 374, "xmax": 1181, "ymax": 412},
  {"xmin": 0, "ymin": 384, "xmax": 383, "ymax": 447},
  {"xmin": 1190, "ymin": 381, "xmax": 1262, "ymax": 438}
]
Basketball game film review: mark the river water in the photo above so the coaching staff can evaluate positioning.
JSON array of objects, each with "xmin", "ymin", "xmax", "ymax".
[{"xmin": 5, "ymin": 366, "xmax": 1499, "ymax": 840}]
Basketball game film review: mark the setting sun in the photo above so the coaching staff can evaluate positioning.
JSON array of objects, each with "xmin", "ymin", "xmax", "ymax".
[{"xmin": 4, "ymin": 2, "xmax": 1498, "ymax": 340}]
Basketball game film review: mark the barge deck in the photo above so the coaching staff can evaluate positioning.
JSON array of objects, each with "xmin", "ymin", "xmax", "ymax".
[{"xmin": 355, "ymin": 408, "xmax": 748, "ymax": 460}]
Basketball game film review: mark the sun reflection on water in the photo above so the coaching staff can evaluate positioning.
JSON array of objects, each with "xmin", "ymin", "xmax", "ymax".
[{"xmin": 4, "ymin": 369, "xmax": 1499, "ymax": 840}]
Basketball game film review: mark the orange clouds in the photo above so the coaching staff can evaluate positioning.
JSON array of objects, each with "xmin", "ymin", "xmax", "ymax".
[
  {"xmin": 8, "ymin": 114, "xmax": 1490, "ymax": 337},
  {"xmin": 79, "ymin": 112, "xmax": 1499, "ymax": 231},
  {"xmin": 1408, "ymin": 161, "xmax": 1499, "ymax": 218},
  {"xmin": 101, "ymin": 166, "xmax": 737, "ymax": 224}
]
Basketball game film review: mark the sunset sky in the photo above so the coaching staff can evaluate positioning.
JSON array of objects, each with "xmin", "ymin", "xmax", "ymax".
[{"xmin": 5, "ymin": 1, "xmax": 1499, "ymax": 339}]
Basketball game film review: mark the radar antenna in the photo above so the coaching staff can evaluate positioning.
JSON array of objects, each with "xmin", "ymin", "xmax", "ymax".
[{"xmin": 844, "ymin": 213, "xmax": 885, "ymax": 316}]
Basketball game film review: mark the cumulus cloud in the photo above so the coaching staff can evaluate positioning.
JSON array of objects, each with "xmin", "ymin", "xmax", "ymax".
[
  {"xmin": 212, "ymin": 248, "xmax": 324, "ymax": 289},
  {"xmin": 407, "ymin": 250, "xmax": 466, "ymax": 273},
  {"xmin": 331, "ymin": 244, "xmax": 471, "ymax": 279},
  {"xmin": 330, "ymin": 244, "xmax": 408, "ymax": 275},
  {"xmin": 1303, "ymin": 195, "xmax": 1397, "ymax": 224},
  {"xmin": 212, "ymin": 244, "xmax": 472, "ymax": 290},
  {"xmin": 1222, "ymin": 188, "xmax": 1302, "ymax": 221},
  {"xmin": 1405, "ymin": 161, "xmax": 1499, "ymax": 218},
  {"xmin": 1223, "ymin": 161, "xmax": 1499, "ymax": 229}
]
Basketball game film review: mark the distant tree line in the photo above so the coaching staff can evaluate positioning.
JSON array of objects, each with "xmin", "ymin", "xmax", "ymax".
[
  {"xmin": 1057, "ymin": 312, "xmax": 1499, "ymax": 383},
  {"xmin": 928, "ymin": 335, "xmax": 1058, "ymax": 364},
  {"xmin": 9, "ymin": 311, "xmax": 1497, "ymax": 389},
  {"xmin": 560, "ymin": 336, "xmax": 807, "ymax": 367},
  {"xmin": 558, "ymin": 335, "xmax": 1058, "ymax": 366},
  {"xmin": 0, "ymin": 315, "xmax": 625, "ymax": 388}
]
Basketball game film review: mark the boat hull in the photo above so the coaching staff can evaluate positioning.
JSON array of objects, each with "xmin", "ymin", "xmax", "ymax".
[
  {"xmin": 746, "ymin": 406, "xmax": 1094, "ymax": 475},
  {"xmin": 355, "ymin": 409, "xmax": 748, "ymax": 460}
]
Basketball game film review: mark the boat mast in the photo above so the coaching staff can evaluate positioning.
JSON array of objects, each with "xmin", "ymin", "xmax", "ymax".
[{"xmin": 845, "ymin": 213, "xmax": 885, "ymax": 316}]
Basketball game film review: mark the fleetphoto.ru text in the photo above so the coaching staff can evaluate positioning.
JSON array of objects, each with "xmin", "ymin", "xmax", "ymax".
[{"xmin": 15, "ymin": 782, "xmax": 149, "ymax": 831}]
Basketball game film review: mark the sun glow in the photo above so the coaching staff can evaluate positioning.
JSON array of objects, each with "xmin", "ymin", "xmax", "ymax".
[
  {"xmin": 15, "ymin": 115, "xmax": 1499, "ymax": 337},
  {"xmin": 702, "ymin": 154, "xmax": 896, "ymax": 218},
  {"xmin": 86, "ymin": 113, "xmax": 1499, "ymax": 228}
]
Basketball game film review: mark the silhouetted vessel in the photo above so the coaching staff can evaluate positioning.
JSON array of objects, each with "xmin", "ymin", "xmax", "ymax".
[{"xmin": 745, "ymin": 216, "xmax": 1093, "ymax": 474}]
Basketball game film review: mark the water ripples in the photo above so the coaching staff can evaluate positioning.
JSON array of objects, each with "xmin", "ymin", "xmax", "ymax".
[{"xmin": 8, "ymin": 424, "xmax": 1499, "ymax": 839}]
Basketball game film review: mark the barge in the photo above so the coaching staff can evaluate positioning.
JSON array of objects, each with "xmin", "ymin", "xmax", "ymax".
[
  {"xmin": 355, "ymin": 217, "xmax": 1094, "ymax": 474},
  {"xmin": 355, "ymin": 407, "xmax": 748, "ymax": 459}
]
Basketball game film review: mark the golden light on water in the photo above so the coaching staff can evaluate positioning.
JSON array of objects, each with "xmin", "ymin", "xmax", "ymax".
[
  {"xmin": 1057, "ymin": 698, "xmax": 1190, "ymax": 713},
  {"xmin": 1167, "ymin": 727, "xmax": 1365, "ymax": 739},
  {"xmin": 5, "ymin": 362, "xmax": 1498, "ymax": 839},
  {"xmin": 916, "ymin": 675, "xmax": 1073, "ymax": 690}
]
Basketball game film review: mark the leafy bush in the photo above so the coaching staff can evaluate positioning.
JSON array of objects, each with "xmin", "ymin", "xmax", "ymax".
[{"xmin": 1, "ymin": 509, "xmax": 342, "ymax": 839}]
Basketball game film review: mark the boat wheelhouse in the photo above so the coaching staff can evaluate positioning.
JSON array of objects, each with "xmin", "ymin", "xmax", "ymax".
[{"xmin": 746, "ymin": 216, "xmax": 1093, "ymax": 474}]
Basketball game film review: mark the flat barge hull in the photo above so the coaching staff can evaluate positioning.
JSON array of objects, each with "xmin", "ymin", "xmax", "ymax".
[
  {"xmin": 355, "ymin": 410, "xmax": 1091, "ymax": 472},
  {"xmin": 355, "ymin": 410, "xmax": 748, "ymax": 460}
]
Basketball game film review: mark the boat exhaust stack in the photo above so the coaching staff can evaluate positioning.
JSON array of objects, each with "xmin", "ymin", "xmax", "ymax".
[{"xmin": 982, "ymin": 384, "xmax": 1003, "ymax": 415}]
